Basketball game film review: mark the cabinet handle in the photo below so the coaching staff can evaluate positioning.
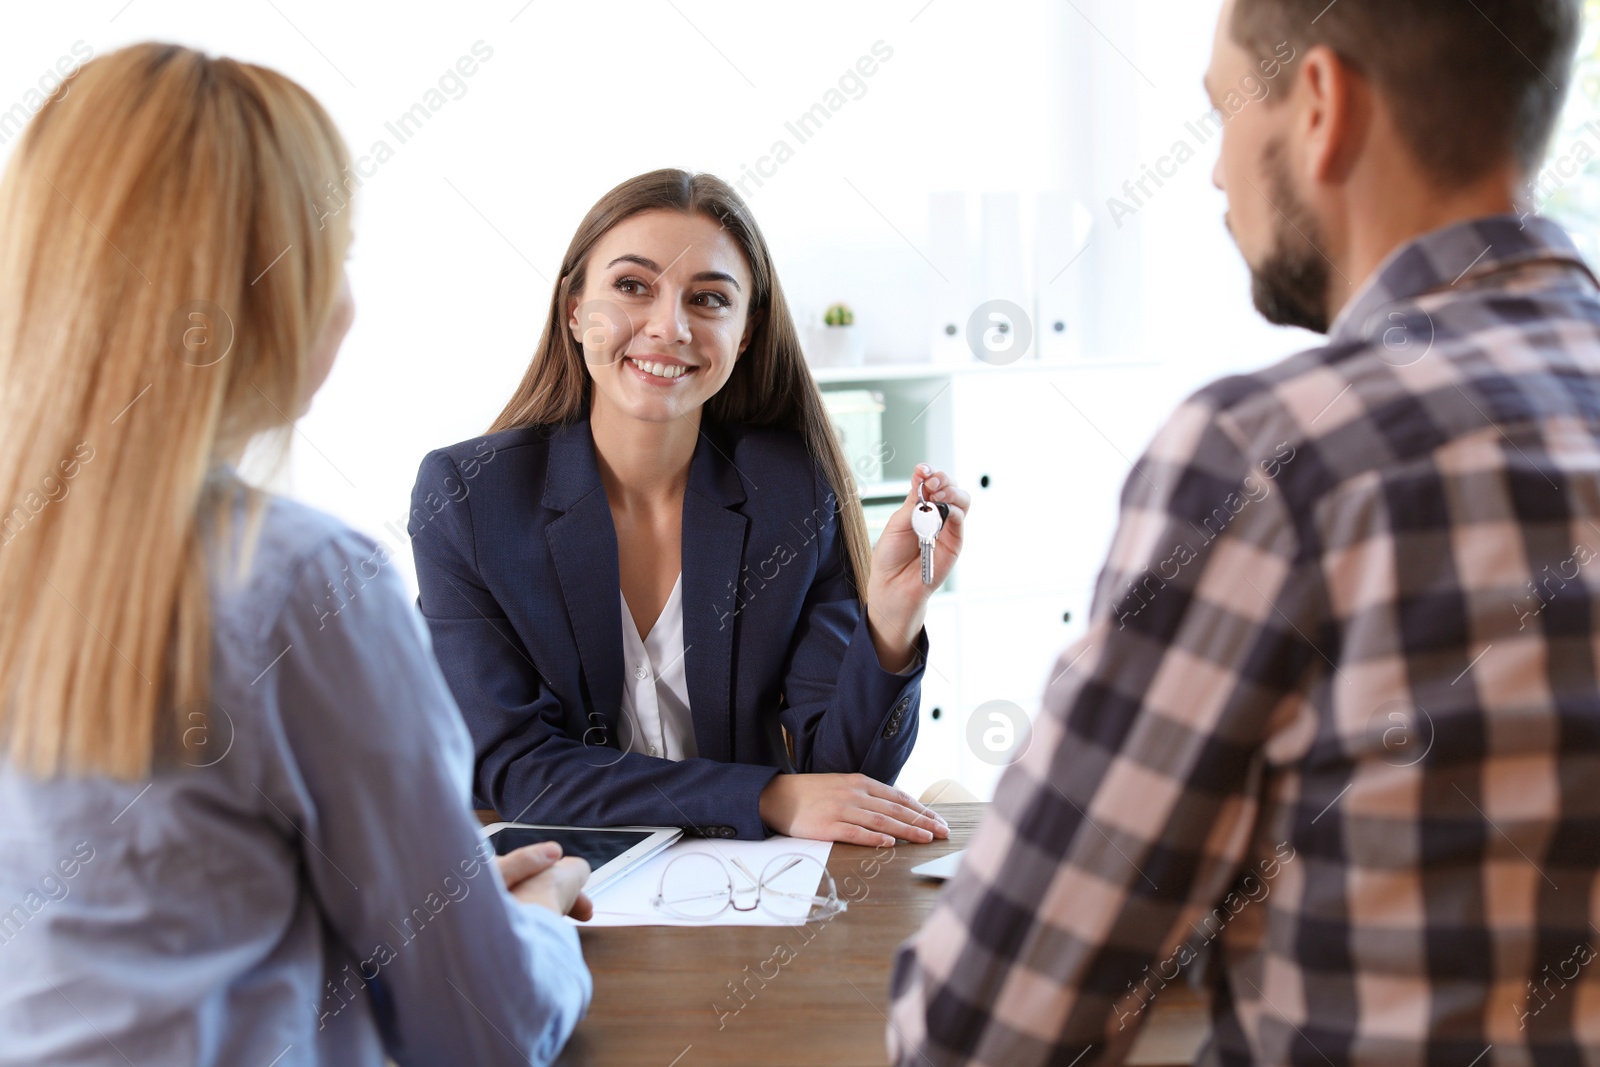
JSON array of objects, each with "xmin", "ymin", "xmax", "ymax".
[
  {"xmin": 979, "ymin": 474, "xmax": 991, "ymax": 489},
  {"xmin": 1062, "ymin": 611, "xmax": 1071, "ymax": 624},
  {"xmin": 930, "ymin": 707, "xmax": 942, "ymax": 721}
]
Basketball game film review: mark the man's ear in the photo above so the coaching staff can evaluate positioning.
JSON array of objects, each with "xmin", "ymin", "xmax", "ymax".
[{"xmin": 1297, "ymin": 43, "xmax": 1368, "ymax": 186}]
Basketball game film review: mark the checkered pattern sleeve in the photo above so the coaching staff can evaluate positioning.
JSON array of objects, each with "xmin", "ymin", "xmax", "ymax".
[{"xmin": 887, "ymin": 388, "xmax": 1320, "ymax": 1066}]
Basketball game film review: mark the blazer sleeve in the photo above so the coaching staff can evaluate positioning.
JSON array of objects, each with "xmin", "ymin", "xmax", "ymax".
[
  {"xmin": 777, "ymin": 467, "xmax": 926, "ymax": 782},
  {"xmin": 409, "ymin": 450, "xmax": 781, "ymax": 840}
]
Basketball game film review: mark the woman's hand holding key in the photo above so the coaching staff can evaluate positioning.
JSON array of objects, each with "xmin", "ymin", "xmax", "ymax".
[{"xmin": 863, "ymin": 464, "xmax": 970, "ymax": 673}]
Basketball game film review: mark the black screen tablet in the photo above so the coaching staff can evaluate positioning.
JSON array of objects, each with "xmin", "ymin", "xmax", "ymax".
[
  {"xmin": 481, "ymin": 823, "xmax": 682, "ymax": 893},
  {"xmin": 487, "ymin": 825, "xmax": 655, "ymax": 869}
]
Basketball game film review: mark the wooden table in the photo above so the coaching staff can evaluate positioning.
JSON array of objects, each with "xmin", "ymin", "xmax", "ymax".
[{"xmin": 482, "ymin": 803, "xmax": 1207, "ymax": 1066}]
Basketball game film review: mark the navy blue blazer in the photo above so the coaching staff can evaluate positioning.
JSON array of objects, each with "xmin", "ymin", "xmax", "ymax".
[{"xmin": 407, "ymin": 418, "xmax": 924, "ymax": 840}]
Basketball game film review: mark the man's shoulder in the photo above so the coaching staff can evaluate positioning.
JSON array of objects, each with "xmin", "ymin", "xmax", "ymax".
[
  {"xmin": 1185, "ymin": 337, "xmax": 1371, "ymax": 429},
  {"xmin": 1137, "ymin": 342, "xmax": 1357, "ymax": 478},
  {"xmin": 1126, "ymin": 337, "xmax": 1397, "ymax": 530},
  {"xmin": 1171, "ymin": 281, "xmax": 1600, "ymax": 528}
]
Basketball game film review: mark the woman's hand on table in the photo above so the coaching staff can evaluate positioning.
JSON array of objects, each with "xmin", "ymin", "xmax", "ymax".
[
  {"xmin": 496, "ymin": 842, "xmax": 594, "ymax": 921},
  {"xmin": 758, "ymin": 772, "xmax": 950, "ymax": 847},
  {"xmin": 865, "ymin": 464, "xmax": 970, "ymax": 673}
]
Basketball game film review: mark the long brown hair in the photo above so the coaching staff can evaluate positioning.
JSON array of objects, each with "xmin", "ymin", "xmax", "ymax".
[
  {"xmin": 0, "ymin": 44, "xmax": 353, "ymax": 777},
  {"xmin": 488, "ymin": 169, "xmax": 872, "ymax": 591}
]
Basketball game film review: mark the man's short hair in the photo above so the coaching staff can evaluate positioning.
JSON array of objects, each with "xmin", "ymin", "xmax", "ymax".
[{"xmin": 1232, "ymin": 0, "xmax": 1582, "ymax": 185}]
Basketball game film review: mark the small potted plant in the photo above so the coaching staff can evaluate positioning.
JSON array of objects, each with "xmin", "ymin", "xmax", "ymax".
[{"xmin": 807, "ymin": 301, "xmax": 866, "ymax": 367}]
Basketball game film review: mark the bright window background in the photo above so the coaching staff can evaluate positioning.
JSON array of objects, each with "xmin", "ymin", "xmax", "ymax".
[
  {"xmin": 1542, "ymin": 0, "xmax": 1600, "ymax": 259},
  {"xmin": 3, "ymin": 0, "xmax": 1596, "ymax": 589}
]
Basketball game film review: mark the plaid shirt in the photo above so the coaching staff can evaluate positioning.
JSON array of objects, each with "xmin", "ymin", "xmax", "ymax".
[{"xmin": 888, "ymin": 215, "xmax": 1600, "ymax": 1066}]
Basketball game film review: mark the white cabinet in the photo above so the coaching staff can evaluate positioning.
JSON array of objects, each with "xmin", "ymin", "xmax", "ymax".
[
  {"xmin": 948, "ymin": 364, "xmax": 1173, "ymax": 596},
  {"xmin": 893, "ymin": 596, "xmax": 961, "ymax": 800},
  {"xmin": 950, "ymin": 370, "xmax": 1089, "ymax": 595},
  {"xmin": 954, "ymin": 590, "xmax": 1089, "ymax": 799}
]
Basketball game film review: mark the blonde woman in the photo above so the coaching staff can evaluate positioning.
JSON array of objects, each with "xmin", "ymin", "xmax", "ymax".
[{"xmin": 0, "ymin": 44, "xmax": 590, "ymax": 1066}]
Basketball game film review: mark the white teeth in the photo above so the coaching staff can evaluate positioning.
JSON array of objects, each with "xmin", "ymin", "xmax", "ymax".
[{"xmin": 631, "ymin": 359, "xmax": 688, "ymax": 379}]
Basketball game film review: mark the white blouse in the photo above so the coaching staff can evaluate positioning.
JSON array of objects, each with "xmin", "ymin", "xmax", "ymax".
[{"xmin": 619, "ymin": 573, "xmax": 697, "ymax": 760}]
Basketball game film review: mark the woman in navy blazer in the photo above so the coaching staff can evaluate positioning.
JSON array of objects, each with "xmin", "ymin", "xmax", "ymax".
[{"xmin": 409, "ymin": 169, "xmax": 969, "ymax": 844}]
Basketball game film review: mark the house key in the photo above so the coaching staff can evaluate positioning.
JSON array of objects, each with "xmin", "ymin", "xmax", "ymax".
[{"xmin": 911, "ymin": 482, "xmax": 947, "ymax": 585}]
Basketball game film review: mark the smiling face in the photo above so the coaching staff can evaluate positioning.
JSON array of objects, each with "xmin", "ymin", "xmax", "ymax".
[{"xmin": 568, "ymin": 209, "xmax": 757, "ymax": 424}]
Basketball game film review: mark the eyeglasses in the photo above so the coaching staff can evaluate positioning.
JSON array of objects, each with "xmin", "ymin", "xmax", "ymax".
[{"xmin": 650, "ymin": 851, "xmax": 847, "ymax": 923}]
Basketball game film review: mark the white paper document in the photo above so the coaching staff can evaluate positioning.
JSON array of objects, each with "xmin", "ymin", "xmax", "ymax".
[{"xmin": 571, "ymin": 835, "xmax": 834, "ymax": 927}]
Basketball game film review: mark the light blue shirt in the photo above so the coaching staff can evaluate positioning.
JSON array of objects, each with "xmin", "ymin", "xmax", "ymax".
[{"xmin": 0, "ymin": 481, "xmax": 591, "ymax": 1065}]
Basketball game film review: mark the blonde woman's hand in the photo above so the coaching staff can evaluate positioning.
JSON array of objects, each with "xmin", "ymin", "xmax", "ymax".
[{"xmin": 496, "ymin": 842, "xmax": 594, "ymax": 921}]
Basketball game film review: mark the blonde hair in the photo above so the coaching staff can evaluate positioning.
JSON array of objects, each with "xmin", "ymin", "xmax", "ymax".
[
  {"xmin": 489, "ymin": 169, "xmax": 873, "ymax": 591},
  {"xmin": 0, "ymin": 43, "xmax": 353, "ymax": 778}
]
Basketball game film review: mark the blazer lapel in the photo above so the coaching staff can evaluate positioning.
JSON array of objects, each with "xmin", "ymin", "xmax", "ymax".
[
  {"xmin": 681, "ymin": 422, "xmax": 749, "ymax": 763},
  {"xmin": 542, "ymin": 423, "xmax": 625, "ymax": 748}
]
